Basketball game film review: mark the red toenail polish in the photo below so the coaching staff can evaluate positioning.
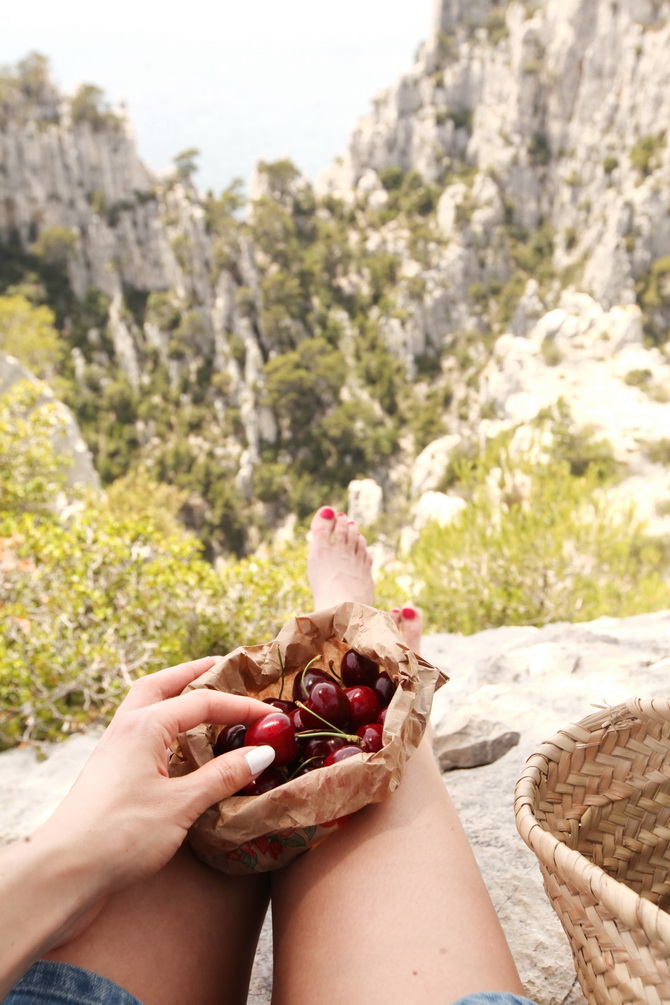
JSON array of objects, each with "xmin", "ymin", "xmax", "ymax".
[
  {"xmin": 392, "ymin": 608, "xmax": 401, "ymax": 614},
  {"xmin": 337, "ymin": 512, "xmax": 345, "ymax": 517},
  {"xmin": 320, "ymin": 507, "xmax": 335, "ymax": 519},
  {"xmin": 402, "ymin": 607, "xmax": 417, "ymax": 620}
]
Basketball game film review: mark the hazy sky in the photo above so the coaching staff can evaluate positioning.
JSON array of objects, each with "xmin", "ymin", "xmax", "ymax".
[{"xmin": 2, "ymin": 0, "xmax": 434, "ymax": 194}]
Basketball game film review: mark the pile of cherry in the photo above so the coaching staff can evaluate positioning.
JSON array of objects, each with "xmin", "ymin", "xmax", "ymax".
[{"xmin": 213, "ymin": 649, "xmax": 398, "ymax": 795}]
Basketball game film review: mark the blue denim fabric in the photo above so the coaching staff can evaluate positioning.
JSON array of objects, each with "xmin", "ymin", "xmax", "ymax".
[
  {"xmin": 2, "ymin": 961, "xmax": 144, "ymax": 1005},
  {"xmin": 453, "ymin": 996, "xmax": 539, "ymax": 1005},
  {"xmin": 4, "ymin": 963, "xmax": 539, "ymax": 1005}
]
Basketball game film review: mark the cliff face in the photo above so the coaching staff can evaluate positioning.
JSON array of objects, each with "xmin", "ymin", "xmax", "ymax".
[
  {"xmin": 319, "ymin": 0, "xmax": 670, "ymax": 327},
  {"xmin": 2, "ymin": 6, "xmax": 670, "ymax": 553}
]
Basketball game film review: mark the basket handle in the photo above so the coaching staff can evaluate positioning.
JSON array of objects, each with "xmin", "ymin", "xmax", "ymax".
[{"xmin": 626, "ymin": 696, "xmax": 670, "ymax": 723}]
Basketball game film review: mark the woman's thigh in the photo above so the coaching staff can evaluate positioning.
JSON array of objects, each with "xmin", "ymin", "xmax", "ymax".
[{"xmin": 42, "ymin": 845, "xmax": 270, "ymax": 1005}]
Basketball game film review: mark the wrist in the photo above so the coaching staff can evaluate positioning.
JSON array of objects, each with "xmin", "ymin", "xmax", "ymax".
[{"xmin": 0, "ymin": 827, "xmax": 107, "ymax": 996}]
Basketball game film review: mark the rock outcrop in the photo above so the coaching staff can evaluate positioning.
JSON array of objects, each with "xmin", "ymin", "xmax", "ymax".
[{"xmin": 0, "ymin": 353, "xmax": 99, "ymax": 491}]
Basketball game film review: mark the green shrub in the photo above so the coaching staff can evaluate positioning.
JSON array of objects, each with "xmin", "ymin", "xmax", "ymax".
[
  {"xmin": 173, "ymin": 148, "xmax": 200, "ymax": 178},
  {"xmin": 528, "ymin": 131, "xmax": 551, "ymax": 166},
  {"xmin": 630, "ymin": 133, "xmax": 666, "ymax": 178},
  {"xmin": 378, "ymin": 167, "xmax": 404, "ymax": 192},
  {"xmin": 0, "ymin": 294, "xmax": 62, "ymax": 375},
  {"xmin": 483, "ymin": 9, "xmax": 509, "ymax": 44},
  {"xmin": 32, "ymin": 227, "xmax": 78, "ymax": 267},
  {"xmin": 625, "ymin": 368, "xmax": 653, "ymax": 387},
  {"xmin": 69, "ymin": 84, "xmax": 121, "ymax": 131},
  {"xmin": 0, "ymin": 383, "xmax": 316, "ymax": 747},
  {"xmin": 411, "ymin": 452, "xmax": 670, "ymax": 634}
]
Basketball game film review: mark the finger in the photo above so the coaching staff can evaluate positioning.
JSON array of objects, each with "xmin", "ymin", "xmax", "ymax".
[
  {"xmin": 148, "ymin": 688, "xmax": 270, "ymax": 740},
  {"xmin": 175, "ymin": 745, "xmax": 276, "ymax": 817},
  {"xmin": 120, "ymin": 657, "xmax": 219, "ymax": 711}
]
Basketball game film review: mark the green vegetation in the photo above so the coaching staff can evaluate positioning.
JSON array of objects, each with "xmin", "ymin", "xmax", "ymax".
[
  {"xmin": 643, "ymin": 439, "xmax": 670, "ymax": 465},
  {"xmin": 483, "ymin": 9, "xmax": 510, "ymax": 45},
  {"xmin": 528, "ymin": 131, "xmax": 551, "ymax": 167},
  {"xmin": 630, "ymin": 132, "xmax": 666, "ymax": 179},
  {"xmin": 0, "ymin": 294, "xmax": 62, "ymax": 375},
  {"xmin": 635, "ymin": 256, "xmax": 670, "ymax": 345},
  {"xmin": 173, "ymin": 148, "xmax": 200, "ymax": 179},
  {"xmin": 411, "ymin": 437, "xmax": 670, "ymax": 634},
  {"xmin": 0, "ymin": 383, "xmax": 312, "ymax": 748},
  {"xmin": 69, "ymin": 84, "xmax": 121, "ymax": 131}
]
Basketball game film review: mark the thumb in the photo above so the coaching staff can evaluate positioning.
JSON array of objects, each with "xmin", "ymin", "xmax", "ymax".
[{"xmin": 178, "ymin": 745, "xmax": 276, "ymax": 819}]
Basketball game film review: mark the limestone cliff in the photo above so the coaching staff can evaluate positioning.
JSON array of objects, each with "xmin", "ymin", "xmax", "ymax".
[
  {"xmin": 319, "ymin": 0, "xmax": 670, "ymax": 336},
  {"xmin": 2, "ymin": 4, "xmax": 670, "ymax": 552}
]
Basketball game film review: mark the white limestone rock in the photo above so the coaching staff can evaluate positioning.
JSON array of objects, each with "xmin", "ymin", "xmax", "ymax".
[
  {"xmin": 479, "ymin": 298, "xmax": 670, "ymax": 481},
  {"xmin": 410, "ymin": 433, "xmax": 462, "ymax": 497},
  {"xmin": 400, "ymin": 490, "xmax": 467, "ymax": 554},
  {"xmin": 347, "ymin": 478, "xmax": 384, "ymax": 526}
]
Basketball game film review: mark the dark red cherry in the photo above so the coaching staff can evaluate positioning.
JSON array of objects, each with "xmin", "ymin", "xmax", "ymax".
[
  {"xmin": 246, "ymin": 712, "xmax": 297, "ymax": 766},
  {"xmin": 290, "ymin": 707, "xmax": 308, "ymax": 732},
  {"xmin": 377, "ymin": 706, "xmax": 388, "ymax": 727},
  {"xmin": 344, "ymin": 686, "xmax": 380, "ymax": 728},
  {"xmin": 292, "ymin": 666, "xmax": 338, "ymax": 703},
  {"xmin": 373, "ymin": 671, "xmax": 395, "ymax": 708},
  {"xmin": 302, "ymin": 736, "xmax": 347, "ymax": 761},
  {"xmin": 340, "ymin": 649, "xmax": 378, "ymax": 687},
  {"xmin": 356, "ymin": 722, "xmax": 384, "ymax": 752},
  {"xmin": 324, "ymin": 745, "xmax": 361, "ymax": 766},
  {"xmin": 303, "ymin": 681, "xmax": 351, "ymax": 730},
  {"xmin": 214, "ymin": 723, "xmax": 247, "ymax": 756},
  {"xmin": 263, "ymin": 698, "xmax": 296, "ymax": 715},
  {"xmin": 238, "ymin": 766, "xmax": 285, "ymax": 795}
]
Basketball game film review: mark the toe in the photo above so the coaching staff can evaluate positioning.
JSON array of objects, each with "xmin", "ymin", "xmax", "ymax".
[
  {"xmin": 310, "ymin": 506, "xmax": 336, "ymax": 545},
  {"xmin": 389, "ymin": 608, "xmax": 402, "ymax": 631},
  {"xmin": 400, "ymin": 605, "xmax": 423, "ymax": 654},
  {"xmin": 333, "ymin": 513, "xmax": 350, "ymax": 547},
  {"xmin": 351, "ymin": 524, "xmax": 367, "ymax": 555}
]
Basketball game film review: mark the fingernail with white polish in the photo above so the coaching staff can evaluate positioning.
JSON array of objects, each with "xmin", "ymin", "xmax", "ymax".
[{"xmin": 245, "ymin": 745, "xmax": 275, "ymax": 777}]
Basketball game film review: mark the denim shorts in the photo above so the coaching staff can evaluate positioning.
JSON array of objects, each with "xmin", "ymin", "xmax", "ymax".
[
  {"xmin": 4, "ymin": 961, "xmax": 539, "ymax": 1005},
  {"xmin": 2, "ymin": 962, "xmax": 143, "ymax": 1005}
]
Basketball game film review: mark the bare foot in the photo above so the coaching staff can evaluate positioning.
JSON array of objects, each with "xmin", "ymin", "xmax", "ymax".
[
  {"xmin": 389, "ymin": 605, "xmax": 423, "ymax": 655},
  {"xmin": 307, "ymin": 507, "xmax": 374, "ymax": 609}
]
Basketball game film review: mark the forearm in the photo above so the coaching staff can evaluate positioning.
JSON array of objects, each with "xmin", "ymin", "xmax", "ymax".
[{"xmin": 0, "ymin": 828, "xmax": 105, "ymax": 998}]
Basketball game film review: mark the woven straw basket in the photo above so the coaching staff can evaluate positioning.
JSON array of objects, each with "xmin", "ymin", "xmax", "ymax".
[{"xmin": 515, "ymin": 698, "xmax": 670, "ymax": 1005}]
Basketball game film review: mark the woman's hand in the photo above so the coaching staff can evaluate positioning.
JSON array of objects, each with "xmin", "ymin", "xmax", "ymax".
[
  {"xmin": 41, "ymin": 655, "xmax": 274, "ymax": 892},
  {"xmin": 0, "ymin": 655, "xmax": 275, "ymax": 995}
]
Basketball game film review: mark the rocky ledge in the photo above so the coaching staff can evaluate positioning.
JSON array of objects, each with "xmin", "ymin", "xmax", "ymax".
[{"xmin": 2, "ymin": 608, "xmax": 669, "ymax": 1003}]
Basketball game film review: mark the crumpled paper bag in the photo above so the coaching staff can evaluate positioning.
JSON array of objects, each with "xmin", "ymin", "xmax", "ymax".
[{"xmin": 169, "ymin": 601, "xmax": 447, "ymax": 873}]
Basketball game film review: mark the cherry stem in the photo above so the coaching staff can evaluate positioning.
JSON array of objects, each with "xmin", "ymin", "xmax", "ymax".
[
  {"xmin": 277, "ymin": 648, "xmax": 285, "ymax": 701},
  {"xmin": 295, "ymin": 702, "xmax": 363, "ymax": 745},
  {"xmin": 287, "ymin": 755, "xmax": 322, "ymax": 780},
  {"xmin": 294, "ymin": 655, "xmax": 321, "ymax": 700},
  {"xmin": 328, "ymin": 659, "xmax": 343, "ymax": 684}
]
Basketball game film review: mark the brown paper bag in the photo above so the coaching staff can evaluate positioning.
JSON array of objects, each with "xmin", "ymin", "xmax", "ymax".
[{"xmin": 169, "ymin": 601, "xmax": 446, "ymax": 874}]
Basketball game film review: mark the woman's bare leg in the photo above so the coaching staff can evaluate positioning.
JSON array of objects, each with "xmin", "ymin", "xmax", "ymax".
[
  {"xmin": 44, "ymin": 847, "xmax": 269, "ymax": 1005},
  {"xmin": 270, "ymin": 508, "xmax": 524, "ymax": 1004}
]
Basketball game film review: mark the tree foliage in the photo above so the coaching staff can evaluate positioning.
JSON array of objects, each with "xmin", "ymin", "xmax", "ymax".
[
  {"xmin": 0, "ymin": 384, "xmax": 313, "ymax": 748},
  {"xmin": 0, "ymin": 294, "xmax": 62, "ymax": 376}
]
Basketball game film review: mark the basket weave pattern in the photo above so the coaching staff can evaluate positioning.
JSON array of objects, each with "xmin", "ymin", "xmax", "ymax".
[{"xmin": 515, "ymin": 698, "xmax": 670, "ymax": 1005}]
